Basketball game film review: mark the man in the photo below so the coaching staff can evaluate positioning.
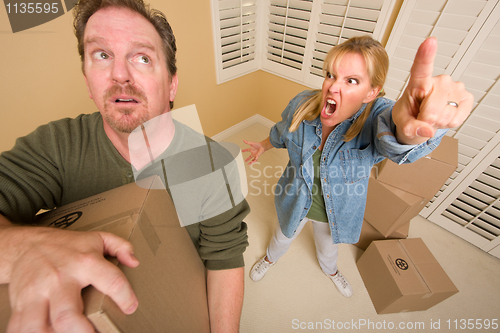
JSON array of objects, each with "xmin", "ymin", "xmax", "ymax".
[{"xmin": 0, "ymin": 0, "xmax": 248, "ymax": 332}]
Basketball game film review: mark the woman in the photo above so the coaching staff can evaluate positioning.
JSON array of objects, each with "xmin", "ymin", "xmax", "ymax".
[{"xmin": 243, "ymin": 36, "xmax": 471, "ymax": 297}]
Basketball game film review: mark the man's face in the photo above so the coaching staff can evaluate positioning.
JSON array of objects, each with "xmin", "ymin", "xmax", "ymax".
[{"xmin": 83, "ymin": 7, "xmax": 178, "ymax": 134}]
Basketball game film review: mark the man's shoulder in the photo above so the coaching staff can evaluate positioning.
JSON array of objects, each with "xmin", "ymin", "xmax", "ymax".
[
  {"xmin": 26, "ymin": 112, "xmax": 102, "ymax": 138},
  {"xmin": 47, "ymin": 112, "xmax": 102, "ymax": 129}
]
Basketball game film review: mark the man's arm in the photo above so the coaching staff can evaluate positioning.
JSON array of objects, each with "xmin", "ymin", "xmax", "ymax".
[
  {"xmin": 0, "ymin": 213, "xmax": 140, "ymax": 333},
  {"xmin": 207, "ymin": 267, "xmax": 244, "ymax": 333}
]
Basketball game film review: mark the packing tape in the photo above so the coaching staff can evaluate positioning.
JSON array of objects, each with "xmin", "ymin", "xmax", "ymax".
[
  {"xmin": 72, "ymin": 210, "xmax": 139, "ymax": 232},
  {"xmin": 71, "ymin": 209, "xmax": 161, "ymax": 256},
  {"xmin": 399, "ymin": 240, "xmax": 432, "ymax": 295},
  {"xmin": 137, "ymin": 211, "xmax": 161, "ymax": 256}
]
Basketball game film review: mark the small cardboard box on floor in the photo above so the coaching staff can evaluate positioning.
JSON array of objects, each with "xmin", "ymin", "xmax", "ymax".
[
  {"xmin": 0, "ymin": 176, "xmax": 210, "ymax": 333},
  {"xmin": 357, "ymin": 238, "xmax": 458, "ymax": 314}
]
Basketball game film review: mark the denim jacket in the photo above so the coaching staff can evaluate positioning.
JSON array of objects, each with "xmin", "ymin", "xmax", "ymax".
[{"xmin": 269, "ymin": 90, "xmax": 446, "ymax": 244}]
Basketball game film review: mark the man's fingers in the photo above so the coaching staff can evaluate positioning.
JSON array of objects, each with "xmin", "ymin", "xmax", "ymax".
[
  {"xmin": 9, "ymin": 299, "xmax": 51, "ymax": 333},
  {"xmin": 408, "ymin": 37, "xmax": 438, "ymax": 95},
  {"xmin": 49, "ymin": 280, "xmax": 94, "ymax": 333},
  {"xmin": 86, "ymin": 258, "xmax": 138, "ymax": 315},
  {"xmin": 100, "ymin": 232, "xmax": 139, "ymax": 268}
]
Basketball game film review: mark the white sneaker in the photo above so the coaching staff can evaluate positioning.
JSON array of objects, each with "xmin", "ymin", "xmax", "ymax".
[
  {"xmin": 326, "ymin": 271, "xmax": 353, "ymax": 297},
  {"xmin": 250, "ymin": 256, "xmax": 275, "ymax": 281}
]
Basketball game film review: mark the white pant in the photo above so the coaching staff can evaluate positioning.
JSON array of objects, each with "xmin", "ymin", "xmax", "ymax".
[{"xmin": 266, "ymin": 217, "xmax": 339, "ymax": 275}]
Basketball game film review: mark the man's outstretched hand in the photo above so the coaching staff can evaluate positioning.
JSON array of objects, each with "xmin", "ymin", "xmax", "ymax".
[
  {"xmin": 392, "ymin": 37, "xmax": 474, "ymax": 145},
  {"xmin": 1, "ymin": 221, "xmax": 139, "ymax": 333}
]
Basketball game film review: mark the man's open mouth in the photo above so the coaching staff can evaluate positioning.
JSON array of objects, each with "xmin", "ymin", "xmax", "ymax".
[{"xmin": 115, "ymin": 98, "xmax": 139, "ymax": 103}]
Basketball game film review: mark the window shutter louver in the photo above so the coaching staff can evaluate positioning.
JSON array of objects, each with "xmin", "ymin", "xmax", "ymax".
[
  {"xmin": 211, "ymin": 0, "xmax": 259, "ymax": 83},
  {"xmin": 307, "ymin": 0, "xmax": 391, "ymax": 87},
  {"xmin": 384, "ymin": 0, "xmax": 495, "ymax": 101},
  {"xmin": 263, "ymin": 0, "xmax": 315, "ymax": 81}
]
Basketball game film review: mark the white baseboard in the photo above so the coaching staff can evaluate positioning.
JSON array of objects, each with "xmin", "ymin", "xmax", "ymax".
[{"xmin": 212, "ymin": 114, "xmax": 275, "ymax": 142}]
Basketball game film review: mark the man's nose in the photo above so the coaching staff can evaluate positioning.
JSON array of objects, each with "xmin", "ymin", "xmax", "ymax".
[{"xmin": 111, "ymin": 58, "xmax": 133, "ymax": 85}]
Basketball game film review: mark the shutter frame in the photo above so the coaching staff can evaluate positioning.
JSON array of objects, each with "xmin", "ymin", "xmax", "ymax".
[
  {"xmin": 211, "ymin": 0, "xmax": 395, "ymax": 87},
  {"xmin": 211, "ymin": 0, "xmax": 260, "ymax": 84}
]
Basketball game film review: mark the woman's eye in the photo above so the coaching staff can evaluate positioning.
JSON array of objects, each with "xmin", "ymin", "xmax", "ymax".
[
  {"xmin": 326, "ymin": 72, "xmax": 334, "ymax": 79},
  {"xmin": 347, "ymin": 78, "xmax": 359, "ymax": 85}
]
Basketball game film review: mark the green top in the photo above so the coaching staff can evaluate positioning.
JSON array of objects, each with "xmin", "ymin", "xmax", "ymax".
[
  {"xmin": 306, "ymin": 149, "xmax": 328, "ymax": 222},
  {"xmin": 0, "ymin": 112, "xmax": 249, "ymax": 270}
]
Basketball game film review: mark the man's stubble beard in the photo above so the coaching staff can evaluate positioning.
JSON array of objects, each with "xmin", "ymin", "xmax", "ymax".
[{"xmin": 102, "ymin": 84, "xmax": 150, "ymax": 134}]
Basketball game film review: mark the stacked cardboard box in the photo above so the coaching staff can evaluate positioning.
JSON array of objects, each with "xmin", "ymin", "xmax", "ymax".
[
  {"xmin": 355, "ymin": 136, "xmax": 458, "ymax": 250},
  {"xmin": 357, "ymin": 239, "xmax": 459, "ymax": 314},
  {"xmin": 356, "ymin": 136, "xmax": 460, "ymax": 313},
  {"xmin": 0, "ymin": 176, "xmax": 210, "ymax": 333}
]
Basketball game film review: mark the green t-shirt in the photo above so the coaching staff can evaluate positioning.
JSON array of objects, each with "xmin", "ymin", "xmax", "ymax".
[
  {"xmin": 306, "ymin": 149, "xmax": 328, "ymax": 222},
  {"xmin": 0, "ymin": 112, "xmax": 249, "ymax": 270}
]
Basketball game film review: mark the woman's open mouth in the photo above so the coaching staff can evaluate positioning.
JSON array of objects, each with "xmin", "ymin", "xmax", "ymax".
[{"xmin": 323, "ymin": 99, "xmax": 336, "ymax": 116}]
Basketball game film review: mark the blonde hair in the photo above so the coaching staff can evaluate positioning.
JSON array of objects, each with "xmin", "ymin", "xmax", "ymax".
[{"xmin": 290, "ymin": 36, "xmax": 389, "ymax": 141}]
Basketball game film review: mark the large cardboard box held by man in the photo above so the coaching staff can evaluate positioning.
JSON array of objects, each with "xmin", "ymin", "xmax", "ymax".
[
  {"xmin": 0, "ymin": 176, "xmax": 210, "ymax": 333},
  {"xmin": 357, "ymin": 238, "xmax": 458, "ymax": 314}
]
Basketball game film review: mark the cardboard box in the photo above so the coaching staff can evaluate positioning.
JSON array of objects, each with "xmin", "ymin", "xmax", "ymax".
[
  {"xmin": 373, "ymin": 136, "xmax": 458, "ymax": 200},
  {"xmin": 365, "ymin": 176, "xmax": 427, "ymax": 237},
  {"xmin": 357, "ymin": 238, "xmax": 458, "ymax": 314},
  {"xmin": 0, "ymin": 176, "xmax": 210, "ymax": 333},
  {"xmin": 354, "ymin": 219, "xmax": 409, "ymax": 250}
]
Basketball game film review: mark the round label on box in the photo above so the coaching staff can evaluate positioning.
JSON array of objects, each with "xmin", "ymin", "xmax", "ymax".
[
  {"xmin": 395, "ymin": 258, "xmax": 409, "ymax": 270},
  {"xmin": 49, "ymin": 211, "xmax": 82, "ymax": 229}
]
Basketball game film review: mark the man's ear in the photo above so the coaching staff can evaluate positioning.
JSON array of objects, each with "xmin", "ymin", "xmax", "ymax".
[
  {"xmin": 363, "ymin": 86, "xmax": 381, "ymax": 104},
  {"xmin": 169, "ymin": 74, "xmax": 178, "ymax": 102},
  {"xmin": 83, "ymin": 74, "xmax": 93, "ymax": 100}
]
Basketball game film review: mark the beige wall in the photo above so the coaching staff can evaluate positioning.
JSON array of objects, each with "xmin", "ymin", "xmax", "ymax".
[
  {"xmin": 0, "ymin": 0, "xmax": 402, "ymax": 153},
  {"xmin": 0, "ymin": 0, "xmax": 260, "ymax": 153}
]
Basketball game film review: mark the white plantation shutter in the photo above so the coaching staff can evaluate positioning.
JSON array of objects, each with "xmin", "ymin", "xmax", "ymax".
[
  {"xmin": 424, "ymin": 7, "xmax": 500, "ymax": 256},
  {"xmin": 263, "ymin": 0, "xmax": 315, "ymax": 82},
  {"xmin": 385, "ymin": 0, "xmax": 500, "ymax": 257},
  {"xmin": 211, "ymin": 0, "xmax": 259, "ymax": 83},
  {"xmin": 384, "ymin": 0, "xmax": 496, "ymax": 101},
  {"xmin": 211, "ymin": 0, "xmax": 394, "ymax": 87},
  {"xmin": 306, "ymin": 0, "xmax": 394, "ymax": 87}
]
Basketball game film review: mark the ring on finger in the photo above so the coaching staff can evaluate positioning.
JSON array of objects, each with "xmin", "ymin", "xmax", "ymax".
[{"xmin": 447, "ymin": 101, "xmax": 459, "ymax": 107}]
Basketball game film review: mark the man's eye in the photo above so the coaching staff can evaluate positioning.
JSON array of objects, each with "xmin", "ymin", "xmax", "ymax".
[
  {"xmin": 136, "ymin": 55, "xmax": 150, "ymax": 64},
  {"xmin": 94, "ymin": 51, "xmax": 109, "ymax": 60}
]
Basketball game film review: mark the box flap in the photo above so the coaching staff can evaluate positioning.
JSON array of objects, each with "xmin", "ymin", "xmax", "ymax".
[
  {"xmin": 428, "ymin": 136, "xmax": 459, "ymax": 167},
  {"xmin": 35, "ymin": 179, "xmax": 157, "ymax": 231},
  {"xmin": 400, "ymin": 239, "xmax": 459, "ymax": 295},
  {"xmin": 377, "ymin": 241, "xmax": 431, "ymax": 296},
  {"xmin": 365, "ymin": 177, "xmax": 425, "ymax": 236}
]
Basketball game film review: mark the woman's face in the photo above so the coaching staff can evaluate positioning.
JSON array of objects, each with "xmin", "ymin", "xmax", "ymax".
[{"xmin": 320, "ymin": 52, "xmax": 380, "ymax": 132}]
